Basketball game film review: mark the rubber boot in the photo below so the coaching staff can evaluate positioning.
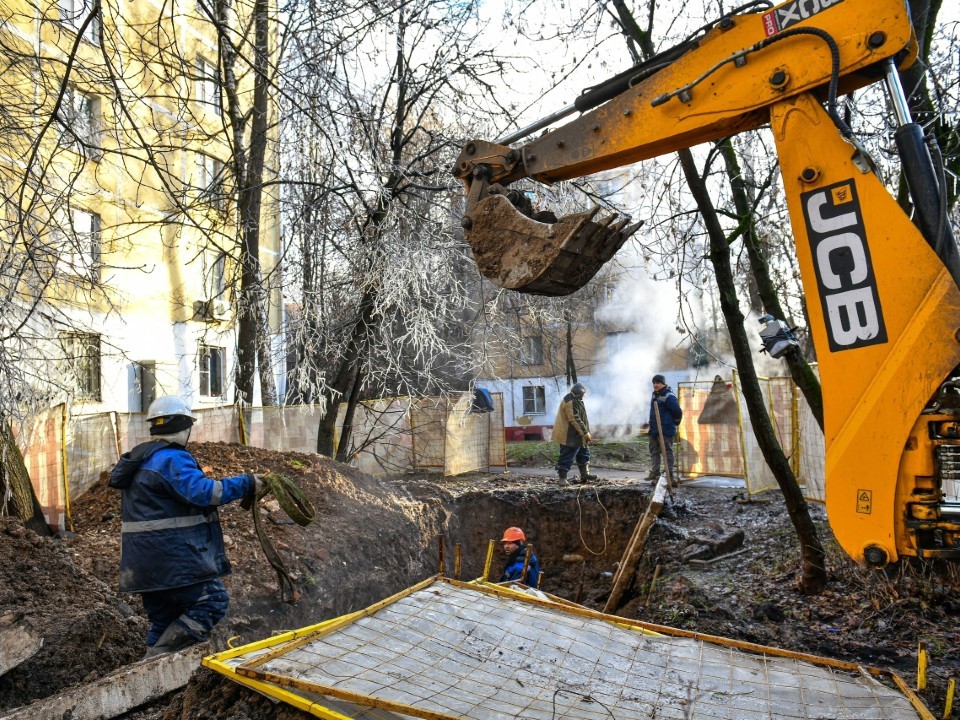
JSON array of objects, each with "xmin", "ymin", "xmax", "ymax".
[
  {"xmin": 557, "ymin": 468, "xmax": 569, "ymax": 485},
  {"xmin": 143, "ymin": 621, "xmax": 200, "ymax": 659},
  {"xmin": 646, "ymin": 470, "xmax": 660, "ymax": 485},
  {"xmin": 578, "ymin": 464, "xmax": 598, "ymax": 482}
]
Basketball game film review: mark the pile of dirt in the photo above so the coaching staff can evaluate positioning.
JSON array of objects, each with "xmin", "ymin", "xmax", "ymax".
[
  {"xmin": 2, "ymin": 442, "xmax": 447, "ymax": 715},
  {"xmin": 0, "ymin": 517, "xmax": 145, "ymax": 709},
  {"xmin": 71, "ymin": 443, "xmax": 451, "ymax": 641},
  {"xmin": 3, "ymin": 442, "xmax": 959, "ymax": 719}
]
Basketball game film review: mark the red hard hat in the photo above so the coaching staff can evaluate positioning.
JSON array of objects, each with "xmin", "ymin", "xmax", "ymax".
[{"xmin": 501, "ymin": 527, "xmax": 525, "ymax": 543}]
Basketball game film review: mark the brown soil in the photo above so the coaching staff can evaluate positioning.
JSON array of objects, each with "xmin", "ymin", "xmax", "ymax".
[{"xmin": 2, "ymin": 442, "xmax": 958, "ymax": 719}]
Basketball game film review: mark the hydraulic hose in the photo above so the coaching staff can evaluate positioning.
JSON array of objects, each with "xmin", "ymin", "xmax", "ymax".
[{"xmin": 242, "ymin": 472, "xmax": 316, "ymax": 603}]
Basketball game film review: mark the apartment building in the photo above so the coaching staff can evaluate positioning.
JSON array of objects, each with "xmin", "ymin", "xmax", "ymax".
[{"xmin": 0, "ymin": 0, "xmax": 282, "ymax": 415}]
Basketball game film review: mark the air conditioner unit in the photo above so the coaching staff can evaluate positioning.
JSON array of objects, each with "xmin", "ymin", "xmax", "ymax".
[{"xmin": 193, "ymin": 299, "xmax": 229, "ymax": 323}]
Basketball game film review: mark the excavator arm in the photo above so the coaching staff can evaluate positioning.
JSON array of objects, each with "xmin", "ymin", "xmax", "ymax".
[{"xmin": 455, "ymin": 0, "xmax": 960, "ymax": 566}]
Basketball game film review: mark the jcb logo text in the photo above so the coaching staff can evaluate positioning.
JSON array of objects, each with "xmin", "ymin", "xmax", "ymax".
[
  {"xmin": 801, "ymin": 181, "xmax": 887, "ymax": 351},
  {"xmin": 763, "ymin": 0, "xmax": 844, "ymax": 36}
]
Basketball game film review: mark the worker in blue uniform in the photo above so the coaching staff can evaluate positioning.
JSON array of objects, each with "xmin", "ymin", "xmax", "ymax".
[
  {"xmin": 109, "ymin": 395, "xmax": 262, "ymax": 657},
  {"xmin": 499, "ymin": 527, "xmax": 541, "ymax": 588}
]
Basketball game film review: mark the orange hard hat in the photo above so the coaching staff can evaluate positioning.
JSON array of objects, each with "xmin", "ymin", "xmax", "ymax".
[{"xmin": 501, "ymin": 527, "xmax": 525, "ymax": 543}]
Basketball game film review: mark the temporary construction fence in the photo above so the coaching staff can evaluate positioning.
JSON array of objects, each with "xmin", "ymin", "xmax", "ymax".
[
  {"xmin": 677, "ymin": 372, "xmax": 825, "ymax": 501},
  {"xmin": 14, "ymin": 392, "xmax": 506, "ymax": 532},
  {"xmin": 204, "ymin": 576, "xmax": 932, "ymax": 719}
]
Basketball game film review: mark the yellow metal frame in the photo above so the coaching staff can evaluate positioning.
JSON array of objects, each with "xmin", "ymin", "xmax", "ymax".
[{"xmin": 205, "ymin": 576, "xmax": 934, "ymax": 720}]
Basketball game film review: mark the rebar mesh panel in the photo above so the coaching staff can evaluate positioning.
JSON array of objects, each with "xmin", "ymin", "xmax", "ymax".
[
  {"xmin": 67, "ymin": 412, "xmax": 118, "ymax": 497},
  {"xmin": 246, "ymin": 404, "xmax": 325, "ymax": 453},
  {"xmin": 798, "ymin": 391, "xmax": 826, "ymax": 502},
  {"xmin": 16, "ymin": 405, "xmax": 66, "ymax": 530},
  {"xmin": 677, "ymin": 383, "xmax": 744, "ymax": 477},
  {"xmin": 229, "ymin": 581, "xmax": 920, "ymax": 720}
]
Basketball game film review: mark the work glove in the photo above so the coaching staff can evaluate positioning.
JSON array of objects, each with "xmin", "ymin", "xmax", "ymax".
[{"xmin": 241, "ymin": 473, "xmax": 266, "ymax": 510}]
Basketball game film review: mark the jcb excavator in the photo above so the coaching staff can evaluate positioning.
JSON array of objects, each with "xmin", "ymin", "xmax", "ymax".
[{"xmin": 453, "ymin": 0, "xmax": 960, "ymax": 567}]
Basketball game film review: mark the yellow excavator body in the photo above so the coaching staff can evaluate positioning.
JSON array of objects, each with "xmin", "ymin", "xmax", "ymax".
[{"xmin": 454, "ymin": 0, "xmax": 960, "ymax": 565}]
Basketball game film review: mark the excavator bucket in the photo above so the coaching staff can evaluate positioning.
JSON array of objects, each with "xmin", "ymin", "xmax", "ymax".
[{"xmin": 464, "ymin": 193, "xmax": 641, "ymax": 296}]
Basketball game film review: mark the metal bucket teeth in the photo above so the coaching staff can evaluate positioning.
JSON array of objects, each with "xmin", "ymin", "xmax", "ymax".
[{"xmin": 464, "ymin": 194, "xmax": 641, "ymax": 296}]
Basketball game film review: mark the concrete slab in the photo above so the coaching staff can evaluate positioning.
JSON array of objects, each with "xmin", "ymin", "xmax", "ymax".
[
  {"xmin": 0, "ymin": 623, "xmax": 42, "ymax": 677},
  {"xmin": 0, "ymin": 643, "xmax": 208, "ymax": 720}
]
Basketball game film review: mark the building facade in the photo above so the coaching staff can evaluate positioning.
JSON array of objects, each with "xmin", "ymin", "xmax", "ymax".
[{"xmin": 0, "ymin": 0, "xmax": 282, "ymax": 417}]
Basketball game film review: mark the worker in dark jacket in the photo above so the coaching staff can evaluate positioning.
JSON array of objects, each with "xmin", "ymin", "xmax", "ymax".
[
  {"xmin": 499, "ymin": 527, "xmax": 541, "ymax": 588},
  {"xmin": 648, "ymin": 374, "xmax": 683, "ymax": 483},
  {"xmin": 109, "ymin": 395, "xmax": 262, "ymax": 657},
  {"xmin": 550, "ymin": 382, "xmax": 597, "ymax": 482}
]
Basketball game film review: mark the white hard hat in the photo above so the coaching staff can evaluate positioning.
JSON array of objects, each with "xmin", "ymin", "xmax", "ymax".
[{"xmin": 146, "ymin": 395, "xmax": 196, "ymax": 421}]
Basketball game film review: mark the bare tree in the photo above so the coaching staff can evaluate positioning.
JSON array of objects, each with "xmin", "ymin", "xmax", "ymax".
[{"xmin": 280, "ymin": 0, "xmax": 515, "ymax": 459}]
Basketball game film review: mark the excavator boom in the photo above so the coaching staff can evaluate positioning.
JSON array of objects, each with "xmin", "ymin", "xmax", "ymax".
[{"xmin": 455, "ymin": 0, "xmax": 960, "ymax": 567}]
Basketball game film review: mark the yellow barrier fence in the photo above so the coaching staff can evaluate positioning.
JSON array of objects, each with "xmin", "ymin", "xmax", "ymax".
[{"xmin": 678, "ymin": 373, "xmax": 825, "ymax": 501}]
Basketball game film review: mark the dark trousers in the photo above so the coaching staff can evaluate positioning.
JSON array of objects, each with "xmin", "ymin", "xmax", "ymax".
[
  {"xmin": 649, "ymin": 434, "xmax": 677, "ymax": 477},
  {"xmin": 140, "ymin": 578, "xmax": 230, "ymax": 646},
  {"xmin": 557, "ymin": 444, "xmax": 590, "ymax": 472}
]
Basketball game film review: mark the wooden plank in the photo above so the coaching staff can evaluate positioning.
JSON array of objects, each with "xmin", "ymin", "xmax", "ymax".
[
  {"xmin": 603, "ymin": 477, "xmax": 667, "ymax": 614},
  {"xmin": 0, "ymin": 623, "xmax": 42, "ymax": 677},
  {"xmin": 0, "ymin": 643, "xmax": 209, "ymax": 720}
]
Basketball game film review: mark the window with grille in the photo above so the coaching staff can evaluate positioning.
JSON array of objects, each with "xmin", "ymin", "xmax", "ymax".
[
  {"xmin": 61, "ymin": 332, "xmax": 101, "ymax": 401},
  {"xmin": 521, "ymin": 336, "xmax": 543, "ymax": 365},
  {"xmin": 522, "ymin": 385, "xmax": 545, "ymax": 415},
  {"xmin": 59, "ymin": 0, "xmax": 100, "ymax": 43},
  {"xmin": 58, "ymin": 209, "xmax": 101, "ymax": 280},
  {"xmin": 58, "ymin": 86, "xmax": 101, "ymax": 158},
  {"xmin": 199, "ymin": 345, "xmax": 225, "ymax": 397},
  {"xmin": 195, "ymin": 57, "xmax": 221, "ymax": 116}
]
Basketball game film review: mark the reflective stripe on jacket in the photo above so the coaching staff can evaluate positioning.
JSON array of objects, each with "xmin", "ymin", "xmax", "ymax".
[{"xmin": 108, "ymin": 440, "xmax": 253, "ymax": 593}]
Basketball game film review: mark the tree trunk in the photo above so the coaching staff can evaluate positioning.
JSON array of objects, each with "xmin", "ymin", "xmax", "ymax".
[
  {"xmin": 565, "ymin": 319, "xmax": 577, "ymax": 386},
  {"xmin": 0, "ymin": 422, "xmax": 52, "ymax": 536},
  {"xmin": 220, "ymin": 0, "xmax": 276, "ymax": 406},
  {"xmin": 718, "ymin": 139, "xmax": 824, "ymax": 431},
  {"xmin": 679, "ymin": 149, "xmax": 826, "ymax": 594}
]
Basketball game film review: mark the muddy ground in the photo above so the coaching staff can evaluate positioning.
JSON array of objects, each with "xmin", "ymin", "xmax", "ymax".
[{"xmin": 2, "ymin": 441, "xmax": 959, "ymax": 719}]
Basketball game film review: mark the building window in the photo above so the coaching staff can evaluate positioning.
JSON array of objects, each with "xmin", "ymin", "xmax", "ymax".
[
  {"xmin": 195, "ymin": 57, "xmax": 221, "ymax": 116},
  {"xmin": 521, "ymin": 336, "xmax": 543, "ymax": 365},
  {"xmin": 196, "ymin": 153, "xmax": 224, "ymax": 208},
  {"xmin": 61, "ymin": 332, "xmax": 101, "ymax": 401},
  {"xmin": 59, "ymin": 0, "xmax": 100, "ymax": 43},
  {"xmin": 59, "ymin": 209, "xmax": 101, "ymax": 280},
  {"xmin": 605, "ymin": 330, "xmax": 628, "ymax": 355},
  {"xmin": 204, "ymin": 250, "xmax": 226, "ymax": 300},
  {"xmin": 199, "ymin": 345, "xmax": 225, "ymax": 397},
  {"xmin": 522, "ymin": 385, "xmax": 545, "ymax": 415},
  {"xmin": 58, "ymin": 86, "xmax": 101, "ymax": 158}
]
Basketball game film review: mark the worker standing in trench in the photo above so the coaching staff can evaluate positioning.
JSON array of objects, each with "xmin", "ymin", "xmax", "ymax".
[
  {"xmin": 499, "ymin": 527, "xmax": 541, "ymax": 587},
  {"xmin": 108, "ymin": 395, "xmax": 263, "ymax": 657},
  {"xmin": 551, "ymin": 382, "xmax": 598, "ymax": 483}
]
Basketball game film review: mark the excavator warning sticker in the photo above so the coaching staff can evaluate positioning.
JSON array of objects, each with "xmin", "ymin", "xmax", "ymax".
[
  {"xmin": 857, "ymin": 489, "xmax": 872, "ymax": 514},
  {"xmin": 762, "ymin": 0, "xmax": 845, "ymax": 37},
  {"xmin": 801, "ymin": 179, "xmax": 888, "ymax": 352}
]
